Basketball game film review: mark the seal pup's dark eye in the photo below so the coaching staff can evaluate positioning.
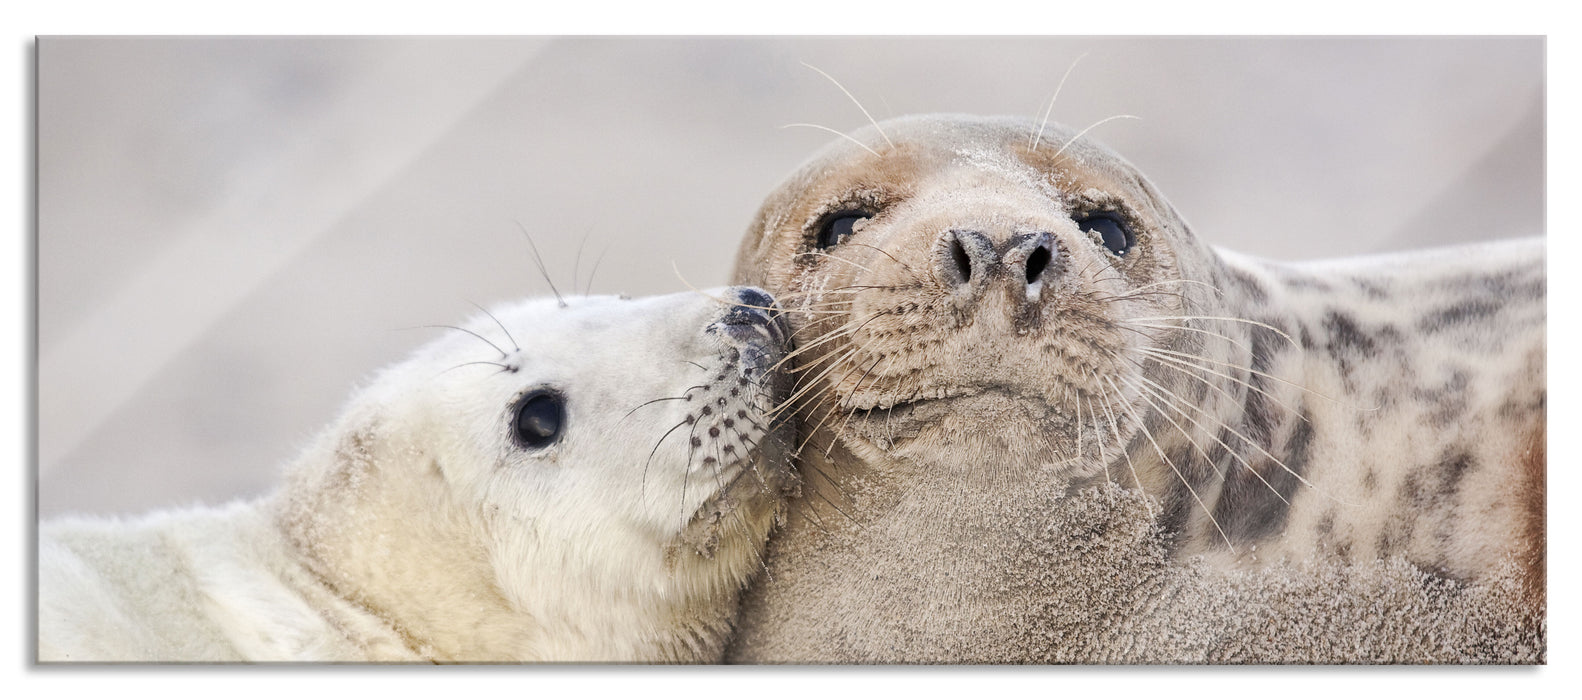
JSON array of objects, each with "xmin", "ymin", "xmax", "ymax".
[
  {"xmin": 1076, "ymin": 214, "xmax": 1134, "ymax": 257},
  {"xmin": 815, "ymin": 210, "xmax": 871, "ymax": 249},
  {"xmin": 512, "ymin": 389, "xmax": 565, "ymax": 450}
]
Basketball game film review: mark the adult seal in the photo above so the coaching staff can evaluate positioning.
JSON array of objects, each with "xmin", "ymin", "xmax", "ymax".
[
  {"xmin": 726, "ymin": 114, "xmax": 1545, "ymax": 662},
  {"xmin": 39, "ymin": 287, "xmax": 797, "ymax": 662}
]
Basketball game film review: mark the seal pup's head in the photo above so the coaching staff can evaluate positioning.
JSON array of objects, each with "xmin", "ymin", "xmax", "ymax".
[
  {"xmin": 275, "ymin": 287, "xmax": 796, "ymax": 662},
  {"xmin": 733, "ymin": 114, "xmax": 1221, "ymax": 493}
]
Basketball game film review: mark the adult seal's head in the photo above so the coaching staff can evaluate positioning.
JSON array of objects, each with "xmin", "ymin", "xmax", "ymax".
[
  {"xmin": 733, "ymin": 113, "xmax": 1212, "ymax": 487},
  {"xmin": 726, "ymin": 114, "xmax": 1544, "ymax": 662}
]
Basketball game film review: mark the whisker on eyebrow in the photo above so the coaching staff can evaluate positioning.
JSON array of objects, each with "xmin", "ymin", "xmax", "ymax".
[
  {"xmin": 781, "ymin": 123, "xmax": 881, "ymax": 158},
  {"xmin": 1030, "ymin": 52, "xmax": 1088, "ymax": 153},
  {"xmin": 799, "ymin": 61, "xmax": 895, "ymax": 149}
]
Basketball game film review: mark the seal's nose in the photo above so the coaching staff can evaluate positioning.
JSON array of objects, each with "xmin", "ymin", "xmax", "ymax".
[
  {"xmin": 935, "ymin": 229, "xmax": 996, "ymax": 291},
  {"xmin": 934, "ymin": 229, "xmax": 1059, "ymax": 305},
  {"xmin": 718, "ymin": 286, "xmax": 788, "ymax": 346},
  {"xmin": 1003, "ymin": 231, "xmax": 1057, "ymax": 302}
]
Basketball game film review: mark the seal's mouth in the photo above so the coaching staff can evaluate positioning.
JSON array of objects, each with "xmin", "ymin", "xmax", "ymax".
[{"xmin": 834, "ymin": 383, "xmax": 1071, "ymax": 450}]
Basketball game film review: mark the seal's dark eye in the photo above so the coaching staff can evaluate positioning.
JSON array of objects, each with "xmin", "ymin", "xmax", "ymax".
[
  {"xmin": 815, "ymin": 210, "xmax": 870, "ymax": 249},
  {"xmin": 512, "ymin": 390, "xmax": 564, "ymax": 449},
  {"xmin": 1077, "ymin": 214, "xmax": 1133, "ymax": 257}
]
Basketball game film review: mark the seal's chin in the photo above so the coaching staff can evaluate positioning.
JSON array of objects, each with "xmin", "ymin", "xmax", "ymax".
[{"xmin": 834, "ymin": 387, "xmax": 1077, "ymax": 471}]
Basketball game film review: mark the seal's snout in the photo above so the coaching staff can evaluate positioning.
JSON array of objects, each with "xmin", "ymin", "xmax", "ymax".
[
  {"xmin": 717, "ymin": 286, "xmax": 789, "ymax": 348},
  {"xmin": 935, "ymin": 229, "xmax": 1059, "ymax": 305}
]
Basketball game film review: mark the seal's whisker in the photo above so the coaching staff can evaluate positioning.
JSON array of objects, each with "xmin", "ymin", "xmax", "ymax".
[
  {"xmin": 775, "ymin": 309, "xmax": 890, "ymax": 376},
  {"xmin": 514, "ymin": 222, "xmax": 566, "ymax": 308},
  {"xmin": 412, "ymin": 324, "xmax": 510, "ymax": 358},
  {"xmin": 799, "ymin": 61, "xmax": 895, "ymax": 149},
  {"xmin": 771, "ymin": 311, "xmax": 878, "ymax": 371},
  {"xmin": 466, "ymin": 302, "xmax": 521, "ymax": 354},
  {"xmin": 643, "ymin": 417, "xmax": 695, "ymax": 504},
  {"xmin": 794, "ymin": 250, "xmax": 878, "ymax": 274},
  {"xmin": 1117, "ymin": 353, "xmax": 1351, "ymax": 506},
  {"xmin": 1119, "ymin": 375, "xmax": 1232, "ymax": 484},
  {"xmin": 1089, "ymin": 371, "xmax": 1155, "ymax": 520},
  {"xmin": 1126, "ymin": 315, "xmax": 1300, "ymax": 349},
  {"xmin": 771, "ymin": 346, "xmax": 863, "ymax": 421},
  {"xmin": 620, "ymin": 395, "xmax": 693, "ymax": 422},
  {"xmin": 1082, "ymin": 391, "xmax": 1115, "ymax": 491},
  {"xmin": 432, "ymin": 360, "xmax": 514, "ymax": 379},
  {"xmin": 1029, "ymin": 52, "xmax": 1088, "ymax": 153},
  {"xmin": 1140, "ymin": 345, "xmax": 1356, "ymax": 410},
  {"xmin": 838, "ymin": 242, "xmax": 917, "ymax": 274},
  {"xmin": 1124, "ymin": 375, "xmax": 1287, "ymax": 501},
  {"xmin": 1121, "ymin": 320, "xmax": 1252, "ymax": 355},
  {"xmin": 1052, "ymin": 114, "xmax": 1141, "ymax": 161},
  {"xmin": 583, "ymin": 244, "xmax": 610, "ymax": 297},
  {"xmin": 782, "ymin": 123, "xmax": 880, "ymax": 158},
  {"xmin": 824, "ymin": 356, "xmax": 890, "ymax": 458},
  {"xmin": 571, "ymin": 232, "xmax": 589, "ymax": 300},
  {"xmin": 1096, "ymin": 289, "xmax": 1193, "ymax": 305},
  {"xmin": 794, "ymin": 401, "xmax": 846, "ymax": 458},
  {"xmin": 1102, "ymin": 375, "xmax": 1234, "ymax": 551}
]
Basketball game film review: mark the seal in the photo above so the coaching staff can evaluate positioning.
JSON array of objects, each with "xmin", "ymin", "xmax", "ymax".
[
  {"xmin": 38, "ymin": 287, "xmax": 797, "ymax": 662},
  {"xmin": 726, "ymin": 113, "xmax": 1545, "ymax": 662}
]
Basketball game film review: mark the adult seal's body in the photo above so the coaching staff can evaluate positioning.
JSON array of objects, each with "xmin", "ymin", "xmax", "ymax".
[
  {"xmin": 727, "ymin": 114, "xmax": 1545, "ymax": 662},
  {"xmin": 39, "ymin": 287, "xmax": 796, "ymax": 662}
]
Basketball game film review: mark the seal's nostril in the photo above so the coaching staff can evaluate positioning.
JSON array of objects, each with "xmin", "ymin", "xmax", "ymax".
[
  {"xmin": 735, "ymin": 287, "xmax": 775, "ymax": 311},
  {"xmin": 1026, "ymin": 245, "xmax": 1051, "ymax": 284},
  {"xmin": 951, "ymin": 236, "xmax": 973, "ymax": 284}
]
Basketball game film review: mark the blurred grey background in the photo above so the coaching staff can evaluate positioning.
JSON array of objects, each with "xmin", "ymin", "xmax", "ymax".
[{"xmin": 37, "ymin": 36, "xmax": 1544, "ymax": 518}]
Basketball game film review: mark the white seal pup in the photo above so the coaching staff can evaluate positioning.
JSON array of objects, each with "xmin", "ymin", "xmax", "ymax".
[
  {"xmin": 39, "ymin": 287, "xmax": 797, "ymax": 662},
  {"xmin": 726, "ymin": 114, "xmax": 1544, "ymax": 662}
]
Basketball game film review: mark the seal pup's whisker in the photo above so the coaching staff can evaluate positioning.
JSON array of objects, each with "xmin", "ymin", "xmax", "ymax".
[
  {"xmin": 643, "ymin": 416, "xmax": 696, "ymax": 503},
  {"xmin": 621, "ymin": 395, "xmax": 694, "ymax": 422},
  {"xmin": 434, "ymin": 360, "xmax": 516, "ymax": 378},
  {"xmin": 514, "ymin": 222, "xmax": 566, "ymax": 308},
  {"xmin": 1051, "ymin": 114, "xmax": 1141, "ymax": 161},
  {"xmin": 798, "ymin": 61, "xmax": 895, "ymax": 149},
  {"xmin": 409, "ymin": 324, "xmax": 512, "ymax": 358},
  {"xmin": 466, "ymin": 301, "xmax": 521, "ymax": 353},
  {"xmin": 583, "ymin": 243, "xmax": 610, "ymax": 297},
  {"xmin": 571, "ymin": 232, "xmax": 589, "ymax": 300}
]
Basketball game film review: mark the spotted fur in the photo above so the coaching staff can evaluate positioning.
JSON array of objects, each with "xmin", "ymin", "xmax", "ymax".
[{"xmin": 728, "ymin": 114, "xmax": 1544, "ymax": 662}]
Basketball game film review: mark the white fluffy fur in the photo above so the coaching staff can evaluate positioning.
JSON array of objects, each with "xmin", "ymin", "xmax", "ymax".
[{"xmin": 39, "ymin": 289, "xmax": 790, "ymax": 662}]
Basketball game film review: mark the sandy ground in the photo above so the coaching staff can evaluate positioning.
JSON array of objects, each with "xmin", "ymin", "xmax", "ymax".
[{"xmin": 37, "ymin": 36, "xmax": 1542, "ymax": 518}]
